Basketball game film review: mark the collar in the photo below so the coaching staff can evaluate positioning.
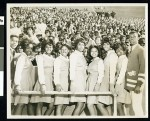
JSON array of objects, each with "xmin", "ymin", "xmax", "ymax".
[
  {"xmin": 74, "ymin": 50, "xmax": 83, "ymax": 55},
  {"xmin": 119, "ymin": 55, "xmax": 126, "ymax": 59},
  {"xmin": 43, "ymin": 53, "xmax": 53, "ymax": 58},
  {"xmin": 59, "ymin": 55, "xmax": 69, "ymax": 61},
  {"xmin": 107, "ymin": 49, "xmax": 115, "ymax": 56},
  {"xmin": 22, "ymin": 52, "xmax": 27, "ymax": 57},
  {"xmin": 92, "ymin": 57, "xmax": 100, "ymax": 61}
]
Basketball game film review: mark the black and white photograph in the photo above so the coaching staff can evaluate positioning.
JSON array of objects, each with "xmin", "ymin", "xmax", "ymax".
[{"xmin": 7, "ymin": 3, "xmax": 148, "ymax": 118}]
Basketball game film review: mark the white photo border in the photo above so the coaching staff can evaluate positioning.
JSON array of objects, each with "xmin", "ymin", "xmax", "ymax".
[{"xmin": 7, "ymin": 3, "xmax": 148, "ymax": 119}]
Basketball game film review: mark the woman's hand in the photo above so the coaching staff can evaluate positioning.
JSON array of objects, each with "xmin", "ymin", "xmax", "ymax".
[
  {"xmin": 14, "ymin": 85, "xmax": 21, "ymax": 94},
  {"xmin": 56, "ymin": 84, "xmax": 63, "ymax": 92},
  {"xmin": 41, "ymin": 84, "xmax": 46, "ymax": 95}
]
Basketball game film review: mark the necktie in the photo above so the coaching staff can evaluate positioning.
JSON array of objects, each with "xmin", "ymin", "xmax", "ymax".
[{"xmin": 13, "ymin": 50, "xmax": 15, "ymax": 57}]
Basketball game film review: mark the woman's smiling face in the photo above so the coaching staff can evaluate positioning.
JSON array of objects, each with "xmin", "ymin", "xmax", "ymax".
[
  {"xmin": 77, "ymin": 42, "xmax": 85, "ymax": 52},
  {"xmin": 60, "ymin": 46, "xmax": 69, "ymax": 57},
  {"xmin": 103, "ymin": 42, "xmax": 111, "ymax": 52},
  {"xmin": 91, "ymin": 47, "xmax": 98, "ymax": 58},
  {"xmin": 45, "ymin": 44, "xmax": 53, "ymax": 54}
]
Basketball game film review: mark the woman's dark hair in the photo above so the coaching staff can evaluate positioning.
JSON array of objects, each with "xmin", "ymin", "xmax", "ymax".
[
  {"xmin": 114, "ymin": 43, "xmax": 127, "ymax": 52},
  {"xmin": 60, "ymin": 44, "xmax": 71, "ymax": 50},
  {"xmin": 102, "ymin": 37, "xmax": 114, "ymax": 49},
  {"xmin": 19, "ymin": 39, "xmax": 33, "ymax": 52},
  {"xmin": 15, "ymin": 45, "xmax": 22, "ymax": 53},
  {"xmin": 41, "ymin": 37, "xmax": 54, "ymax": 46},
  {"xmin": 43, "ymin": 41, "xmax": 54, "ymax": 51},
  {"xmin": 87, "ymin": 45, "xmax": 102, "ymax": 63},
  {"xmin": 74, "ymin": 37, "xmax": 85, "ymax": 50},
  {"xmin": 43, "ymin": 41, "xmax": 56, "ymax": 56},
  {"xmin": 32, "ymin": 43, "xmax": 42, "ymax": 52},
  {"xmin": 43, "ymin": 38, "xmax": 54, "ymax": 45},
  {"xmin": 55, "ymin": 42, "xmax": 62, "ymax": 54}
]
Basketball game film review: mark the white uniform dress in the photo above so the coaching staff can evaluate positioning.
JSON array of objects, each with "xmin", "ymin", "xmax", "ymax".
[
  {"xmin": 14, "ymin": 52, "xmax": 33, "ymax": 105},
  {"xmin": 97, "ymin": 50, "xmax": 118, "ymax": 105},
  {"xmin": 54, "ymin": 55, "xmax": 70, "ymax": 105},
  {"xmin": 115, "ymin": 55, "xmax": 131, "ymax": 104},
  {"xmin": 70, "ymin": 50, "xmax": 87, "ymax": 102},
  {"xmin": 87, "ymin": 57, "xmax": 104, "ymax": 104},
  {"xmin": 30, "ymin": 54, "xmax": 55, "ymax": 103}
]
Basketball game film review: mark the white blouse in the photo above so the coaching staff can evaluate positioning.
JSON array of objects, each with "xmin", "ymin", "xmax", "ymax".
[
  {"xmin": 36, "ymin": 54, "xmax": 45, "ymax": 85},
  {"xmin": 107, "ymin": 50, "xmax": 118, "ymax": 84},
  {"xmin": 70, "ymin": 50, "xmax": 87, "ymax": 81},
  {"xmin": 90, "ymin": 57, "xmax": 104, "ymax": 84},
  {"xmin": 116, "ymin": 55, "xmax": 128, "ymax": 85},
  {"xmin": 36, "ymin": 54, "xmax": 55, "ymax": 85},
  {"xmin": 53, "ymin": 55, "xmax": 69, "ymax": 85},
  {"xmin": 14, "ymin": 52, "xmax": 28, "ymax": 86}
]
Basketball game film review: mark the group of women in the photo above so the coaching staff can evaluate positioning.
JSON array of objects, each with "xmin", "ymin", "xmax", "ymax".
[{"xmin": 11, "ymin": 36, "xmax": 131, "ymax": 116}]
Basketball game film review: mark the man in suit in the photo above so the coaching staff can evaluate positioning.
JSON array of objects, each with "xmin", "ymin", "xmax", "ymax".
[
  {"xmin": 125, "ymin": 31, "xmax": 145, "ymax": 116},
  {"xmin": 10, "ymin": 34, "xmax": 19, "ymax": 114}
]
